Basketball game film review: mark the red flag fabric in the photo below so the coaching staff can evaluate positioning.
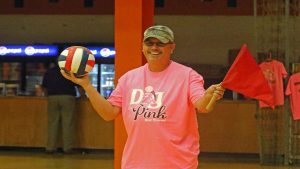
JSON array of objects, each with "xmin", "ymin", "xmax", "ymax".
[{"xmin": 222, "ymin": 44, "xmax": 274, "ymax": 107}]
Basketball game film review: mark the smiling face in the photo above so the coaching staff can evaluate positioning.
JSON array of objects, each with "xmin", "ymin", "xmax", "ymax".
[{"xmin": 142, "ymin": 38, "xmax": 176, "ymax": 72}]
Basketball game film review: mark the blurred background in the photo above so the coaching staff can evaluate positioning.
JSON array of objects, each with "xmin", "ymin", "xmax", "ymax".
[{"xmin": 1, "ymin": 0, "xmax": 300, "ymax": 168}]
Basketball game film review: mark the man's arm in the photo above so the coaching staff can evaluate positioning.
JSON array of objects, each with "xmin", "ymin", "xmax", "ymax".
[{"xmin": 61, "ymin": 71, "xmax": 120, "ymax": 121}]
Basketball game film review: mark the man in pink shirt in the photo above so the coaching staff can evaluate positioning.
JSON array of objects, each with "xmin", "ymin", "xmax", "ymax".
[{"xmin": 61, "ymin": 25, "xmax": 225, "ymax": 169}]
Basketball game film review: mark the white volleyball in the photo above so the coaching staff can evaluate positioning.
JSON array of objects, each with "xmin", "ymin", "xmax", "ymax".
[{"xmin": 58, "ymin": 46, "xmax": 95, "ymax": 77}]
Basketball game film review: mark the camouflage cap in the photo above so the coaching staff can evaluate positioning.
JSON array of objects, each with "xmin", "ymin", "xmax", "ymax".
[{"xmin": 143, "ymin": 25, "xmax": 174, "ymax": 43}]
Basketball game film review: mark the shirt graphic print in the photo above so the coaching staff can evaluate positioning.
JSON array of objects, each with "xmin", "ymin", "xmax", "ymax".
[{"xmin": 129, "ymin": 85, "xmax": 167, "ymax": 121}]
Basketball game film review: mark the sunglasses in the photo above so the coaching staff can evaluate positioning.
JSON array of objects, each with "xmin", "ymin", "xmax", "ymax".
[{"xmin": 144, "ymin": 41, "xmax": 171, "ymax": 47}]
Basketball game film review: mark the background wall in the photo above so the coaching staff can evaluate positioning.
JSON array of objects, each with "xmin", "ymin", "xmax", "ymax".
[
  {"xmin": 155, "ymin": 15, "xmax": 255, "ymax": 65},
  {"xmin": 0, "ymin": 15, "xmax": 255, "ymax": 65},
  {"xmin": 0, "ymin": 0, "xmax": 299, "ymax": 68},
  {"xmin": 0, "ymin": 15, "xmax": 114, "ymax": 44}
]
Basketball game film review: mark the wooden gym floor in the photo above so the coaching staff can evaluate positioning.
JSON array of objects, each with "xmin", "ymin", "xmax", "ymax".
[{"xmin": 0, "ymin": 149, "xmax": 300, "ymax": 169}]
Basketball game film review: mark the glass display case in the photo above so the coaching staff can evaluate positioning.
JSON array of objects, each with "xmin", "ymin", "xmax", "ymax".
[
  {"xmin": 0, "ymin": 62, "xmax": 21, "ymax": 96},
  {"xmin": 0, "ymin": 62, "xmax": 49, "ymax": 96},
  {"xmin": 0, "ymin": 83, "xmax": 5, "ymax": 96},
  {"xmin": 0, "ymin": 45, "xmax": 58, "ymax": 96},
  {"xmin": 0, "ymin": 62, "xmax": 21, "ymax": 82},
  {"xmin": 0, "ymin": 44, "xmax": 115, "ymax": 97},
  {"xmin": 25, "ymin": 62, "xmax": 47, "ymax": 96},
  {"xmin": 89, "ymin": 64, "xmax": 99, "ymax": 90},
  {"xmin": 88, "ymin": 64, "xmax": 115, "ymax": 98},
  {"xmin": 100, "ymin": 64, "xmax": 115, "ymax": 98}
]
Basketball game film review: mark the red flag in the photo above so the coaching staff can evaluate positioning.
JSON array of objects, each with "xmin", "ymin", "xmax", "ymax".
[{"xmin": 222, "ymin": 44, "xmax": 274, "ymax": 107}]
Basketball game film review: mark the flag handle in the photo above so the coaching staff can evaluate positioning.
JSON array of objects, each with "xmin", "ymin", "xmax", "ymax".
[{"xmin": 206, "ymin": 94, "xmax": 218, "ymax": 111}]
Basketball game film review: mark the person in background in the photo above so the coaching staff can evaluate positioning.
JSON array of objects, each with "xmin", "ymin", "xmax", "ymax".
[
  {"xmin": 42, "ymin": 62, "xmax": 79, "ymax": 154},
  {"xmin": 61, "ymin": 25, "xmax": 225, "ymax": 168}
]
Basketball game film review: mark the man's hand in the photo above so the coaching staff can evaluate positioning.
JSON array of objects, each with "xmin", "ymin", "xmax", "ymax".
[
  {"xmin": 206, "ymin": 83, "xmax": 225, "ymax": 101},
  {"xmin": 60, "ymin": 70, "xmax": 91, "ymax": 89},
  {"xmin": 203, "ymin": 83, "xmax": 225, "ymax": 112}
]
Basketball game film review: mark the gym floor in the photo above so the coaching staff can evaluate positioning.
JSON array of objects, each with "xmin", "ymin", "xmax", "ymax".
[{"xmin": 0, "ymin": 149, "xmax": 299, "ymax": 169}]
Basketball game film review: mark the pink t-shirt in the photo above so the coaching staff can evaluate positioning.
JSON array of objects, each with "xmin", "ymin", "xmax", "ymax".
[
  {"xmin": 259, "ymin": 60, "xmax": 287, "ymax": 107},
  {"xmin": 285, "ymin": 73, "xmax": 300, "ymax": 120},
  {"xmin": 108, "ymin": 61, "xmax": 205, "ymax": 169}
]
